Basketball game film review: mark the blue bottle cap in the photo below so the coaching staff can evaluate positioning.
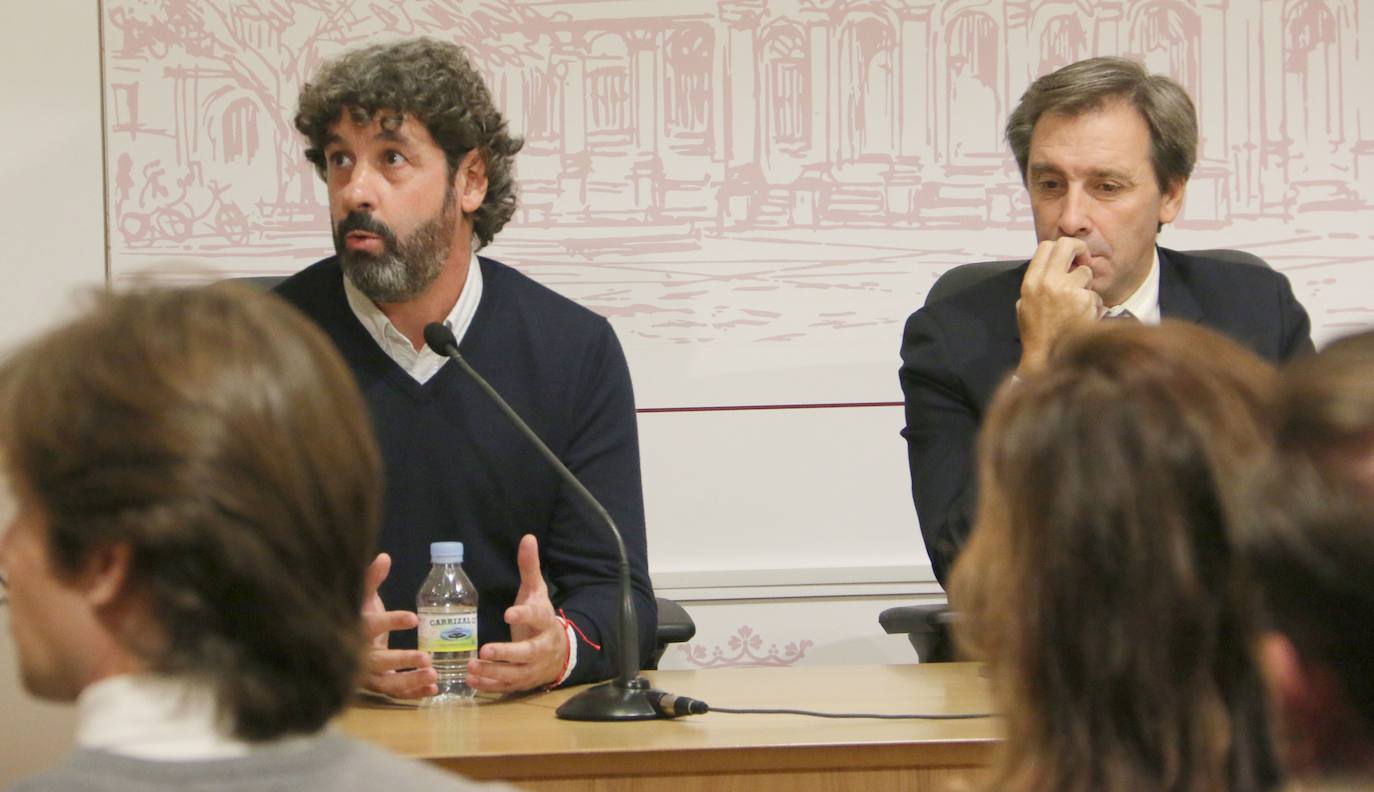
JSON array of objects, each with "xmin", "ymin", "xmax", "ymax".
[{"xmin": 430, "ymin": 542, "xmax": 464, "ymax": 563}]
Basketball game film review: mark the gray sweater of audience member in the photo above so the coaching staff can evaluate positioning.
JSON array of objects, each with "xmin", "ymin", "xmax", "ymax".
[{"xmin": 5, "ymin": 733, "xmax": 515, "ymax": 792}]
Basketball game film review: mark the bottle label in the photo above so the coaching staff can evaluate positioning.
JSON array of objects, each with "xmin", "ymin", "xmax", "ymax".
[{"xmin": 418, "ymin": 610, "xmax": 478, "ymax": 653}]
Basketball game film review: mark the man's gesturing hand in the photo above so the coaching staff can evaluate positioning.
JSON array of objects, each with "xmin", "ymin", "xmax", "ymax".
[
  {"xmin": 359, "ymin": 553, "xmax": 438, "ymax": 699},
  {"xmin": 1016, "ymin": 237, "xmax": 1104, "ymax": 377},
  {"xmin": 466, "ymin": 534, "xmax": 570, "ymax": 693}
]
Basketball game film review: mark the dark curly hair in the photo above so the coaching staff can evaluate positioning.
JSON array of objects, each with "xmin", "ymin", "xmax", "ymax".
[{"xmin": 296, "ymin": 38, "xmax": 524, "ymax": 248}]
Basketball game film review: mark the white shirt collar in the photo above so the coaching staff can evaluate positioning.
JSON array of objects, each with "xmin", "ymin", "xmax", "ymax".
[
  {"xmin": 75, "ymin": 674, "xmax": 316, "ymax": 760},
  {"xmin": 343, "ymin": 251, "xmax": 484, "ymax": 384},
  {"xmin": 1103, "ymin": 247, "xmax": 1161, "ymax": 324}
]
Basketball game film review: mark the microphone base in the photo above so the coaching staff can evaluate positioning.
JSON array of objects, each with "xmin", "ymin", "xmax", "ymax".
[{"xmin": 555, "ymin": 675, "xmax": 661, "ymax": 721}]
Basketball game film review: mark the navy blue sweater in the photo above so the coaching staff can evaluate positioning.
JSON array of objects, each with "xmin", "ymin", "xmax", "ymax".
[{"xmin": 277, "ymin": 256, "xmax": 656, "ymax": 685}]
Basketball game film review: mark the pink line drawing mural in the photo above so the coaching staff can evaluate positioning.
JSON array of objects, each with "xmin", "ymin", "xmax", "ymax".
[{"xmin": 102, "ymin": 0, "xmax": 1374, "ymax": 408}]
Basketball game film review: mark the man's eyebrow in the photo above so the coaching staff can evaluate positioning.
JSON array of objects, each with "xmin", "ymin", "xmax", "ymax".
[
  {"xmin": 322, "ymin": 125, "xmax": 414, "ymax": 148},
  {"xmin": 375, "ymin": 127, "xmax": 412, "ymax": 145},
  {"xmin": 1026, "ymin": 162, "xmax": 1135, "ymax": 182},
  {"xmin": 1088, "ymin": 167, "xmax": 1134, "ymax": 182}
]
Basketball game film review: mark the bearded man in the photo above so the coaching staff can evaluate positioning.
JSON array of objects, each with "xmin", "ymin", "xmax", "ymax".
[{"xmin": 276, "ymin": 38, "xmax": 656, "ymax": 697}]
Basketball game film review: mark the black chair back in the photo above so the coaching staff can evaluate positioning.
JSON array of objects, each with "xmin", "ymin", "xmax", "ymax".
[
  {"xmin": 228, "ymin": 275, "xmax": 287, "ymax": 291},
  {"xmin": 924, "ymin": 248, "xmax": 1270, "ymax": 307}
]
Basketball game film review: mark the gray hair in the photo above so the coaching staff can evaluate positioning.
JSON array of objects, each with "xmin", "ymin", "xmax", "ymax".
[{"xmin": 1006, "ymin": 57, "xmax": 1197, "ymax": 194}]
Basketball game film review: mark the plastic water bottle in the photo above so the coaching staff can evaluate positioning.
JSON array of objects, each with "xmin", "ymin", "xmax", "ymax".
[{"xmin": 417, "ymin": 541, "xmax": 478, "ymax": 705}]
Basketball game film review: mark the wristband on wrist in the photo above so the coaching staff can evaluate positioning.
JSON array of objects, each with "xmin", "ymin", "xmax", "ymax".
[
  {"xmin": 548, "ymin": 617, "xmax": 575, "ymax": 688},
  {"xmin": 546, "ymin": 609, "xmax": 601, "ymax": 689}
]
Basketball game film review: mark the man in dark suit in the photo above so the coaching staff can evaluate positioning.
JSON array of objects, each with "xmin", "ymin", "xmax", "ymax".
[{"xmin": 900, "ymin": 57, "xmax": 1313, "ymax": 585}]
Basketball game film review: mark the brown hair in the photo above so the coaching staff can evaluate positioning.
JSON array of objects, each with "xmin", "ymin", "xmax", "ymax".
[
  {"xmin": 951, "ymin": 321, "xmax": 1280, "ymax": 792},
  {"xmin": 1275, "ymin": 329, "xmax": 1374, "ymax": 468},
  {"xmin": 0, "ymin": 284, "xmax": 381, "ymax": 740},
  {"xmin": 1243, "ymin": 330, "xmax": 1374, "ymax": 737},
  {"xmin": 1006, "ymin": 56, "xmax": 1197, "ymax": 195},
  {"xmin": 296, "ymin": 37, "xmax": 524, "ymax": 248}
]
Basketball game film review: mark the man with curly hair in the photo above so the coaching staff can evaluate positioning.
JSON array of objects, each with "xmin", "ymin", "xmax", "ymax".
[{"xmin": 276, "ymin": 38, "xmax": 656, "ymax": 697}]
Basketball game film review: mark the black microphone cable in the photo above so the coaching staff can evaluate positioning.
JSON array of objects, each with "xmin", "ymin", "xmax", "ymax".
[{"xmin": 644, "ymin": 691, "xmax": 994, "ymax": 720}]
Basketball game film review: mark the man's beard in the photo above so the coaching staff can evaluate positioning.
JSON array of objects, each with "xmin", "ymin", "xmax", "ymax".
[{"xmin": 333, "ymin": 190, "xmax": 456, "ymax": 304}]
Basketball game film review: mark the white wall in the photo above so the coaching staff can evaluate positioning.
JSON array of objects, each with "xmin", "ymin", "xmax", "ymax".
[
  {"xmin": 0, "ymin": 1, "xmax": 107, "ymax": 784},
  {"xmin": 5, "ymin": 2, "xmax": 1374, "ymax": 783},
  {"xmin": 0, "ymin": 3, "xmax": 107, "ymax": 347}
]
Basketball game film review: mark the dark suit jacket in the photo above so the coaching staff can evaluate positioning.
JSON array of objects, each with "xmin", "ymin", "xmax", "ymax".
[{"xmin": 899, "ymin": 246, "xmax": 1314, "ymax": 586}]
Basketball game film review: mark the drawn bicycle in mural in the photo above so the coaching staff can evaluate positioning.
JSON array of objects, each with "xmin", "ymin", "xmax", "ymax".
[{"xmin": 118, "ymin": 171, "xmax": 250, "ymax": 248}]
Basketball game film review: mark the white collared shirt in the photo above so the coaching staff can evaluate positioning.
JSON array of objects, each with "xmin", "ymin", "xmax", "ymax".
[
  {"xmin": 343, "ymin": 252, "xmax": 485, "ymax": 384},
  {"xmin": 1102, "ymin": 247, "xmax": 1162, "ymax": 324},
  {"xmin": 75, "ymin": 674, "xmax": 317, "ymax": 760}
]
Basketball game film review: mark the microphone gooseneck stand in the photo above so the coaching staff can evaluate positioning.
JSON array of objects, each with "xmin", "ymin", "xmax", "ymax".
[{"xmin": 422, "ymin": 322, "xmax": 690, "ymax": 721}]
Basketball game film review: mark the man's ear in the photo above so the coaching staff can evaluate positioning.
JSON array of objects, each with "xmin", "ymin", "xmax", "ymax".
[
  {"xmin": 1259, "ymin": 629, "xmax": 1361, "ymax": 773},
  {"xmin": 81, "ymin": 542, "xmax": 133, "ymax": 608},
  {"xmin": 1158, "ymin": 177, "xmax": 1186, "ymax": 226},
  {"xmin": 454, "ymin": 149, "xmax": 488, "ymax": 215},
  {"xmin": 1260, "ymin": 631, "xmax": 1305, "ymax": 705},
  {"xmin": 1260, "ymin": 630, "xmax": 1349, "ymax": 729}
]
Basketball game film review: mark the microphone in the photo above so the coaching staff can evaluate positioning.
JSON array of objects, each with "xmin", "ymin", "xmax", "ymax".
[{"xmin": 423, "ymin": 322, "xmax": 679, "ymax": 721}]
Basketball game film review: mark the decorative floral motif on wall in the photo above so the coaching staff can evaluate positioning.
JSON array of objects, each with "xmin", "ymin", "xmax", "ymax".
[{"xmin": 677, "ymin": 625, "xmax": 814, "ymax": 669}]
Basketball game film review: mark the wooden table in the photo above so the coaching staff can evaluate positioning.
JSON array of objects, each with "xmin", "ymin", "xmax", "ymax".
[{"xmin": 337, "ymin": 662, "xmax": 999, "ymax": 791}]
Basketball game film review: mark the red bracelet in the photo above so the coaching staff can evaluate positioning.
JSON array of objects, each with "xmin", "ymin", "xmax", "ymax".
[
  {"xmin": 544, "ymin": 616, "xmax": 574, "ymax": 690},
  {"xmin": 557, "ymin": 608, "xmax": 601, "ymax": 651}
]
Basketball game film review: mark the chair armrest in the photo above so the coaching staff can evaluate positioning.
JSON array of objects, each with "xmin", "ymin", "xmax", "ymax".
[
  {"xmin": 878, "ymin": 604, "xmax": 958, "ymax": 663},
  {"xmin": 645, "ymin": 596, "xmax": 696, "ymax": 670},
  {"xmin": 654, "ymin": 596, "xmax": 696, "ymax": 645}
]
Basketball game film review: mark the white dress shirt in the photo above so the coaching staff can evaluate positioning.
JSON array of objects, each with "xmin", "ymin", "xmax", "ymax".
[
  {"xmin": 1102, "ymin": 247, "xmax": 1162, "ymax": 324},
  {"xmin": 76, "ymin": 674, "xmax": 317, "ymax": 760}
]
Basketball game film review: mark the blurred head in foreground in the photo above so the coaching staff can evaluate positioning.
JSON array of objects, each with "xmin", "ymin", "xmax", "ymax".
[
  {"xmin": 0, "ymin": 283, "xmax": 381, "ymax": 740},
  {"xmin": 951, "ymin": 321, "xmax": 1280, "ymax": 792},
  {"xmin": 1242, "ymin": 329, "xmax": 1374, "ymax": 783}
]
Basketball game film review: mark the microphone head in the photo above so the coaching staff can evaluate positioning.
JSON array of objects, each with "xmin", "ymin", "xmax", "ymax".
[{"xmin": 423, "ymin": 322, "xmax": 459, "ymax": 356}]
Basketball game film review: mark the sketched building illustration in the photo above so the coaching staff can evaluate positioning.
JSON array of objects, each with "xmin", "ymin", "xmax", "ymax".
[
  {"xmin": 104, "ymin": 0, "xmax": 1372, "ymax": 250},
  {"xmin": 102, "ymin": 0, "xmax": 1373, "ymax": 410},
  {"xmin": 94, "ymin": 0, "xmax": 1374, "ymax": 663}
]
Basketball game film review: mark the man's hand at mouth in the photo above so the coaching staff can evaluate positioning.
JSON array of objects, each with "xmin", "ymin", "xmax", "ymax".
[{"xmin": 1015, "ymin": 237, "xmax": 1104, "ymax": 378}]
